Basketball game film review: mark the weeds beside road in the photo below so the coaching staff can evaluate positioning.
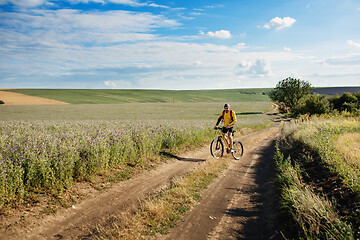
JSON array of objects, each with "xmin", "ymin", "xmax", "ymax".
[{"xmin": 275, "ymin": 116, "xmax": 360, "ymax": 239}]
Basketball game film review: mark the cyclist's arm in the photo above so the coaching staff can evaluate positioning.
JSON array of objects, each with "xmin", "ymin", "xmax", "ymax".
[{"xmin": 215, "ymin": 113, "xmax": 223, "ymax": 127}]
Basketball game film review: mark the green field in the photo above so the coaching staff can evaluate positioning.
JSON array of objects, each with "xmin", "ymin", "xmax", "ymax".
[
  {"xmin": 0, "ymin": 102, "xmax": 272, "ymax": 121},
  {"xmin": 4, "ymin": 88, "xmax": 271, "ymax": 104}
]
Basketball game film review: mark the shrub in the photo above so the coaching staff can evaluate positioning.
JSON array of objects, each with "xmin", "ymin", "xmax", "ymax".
[
  {"xmin": 0, "ymin": 100, "xmax": 4, "ymax": 104},
  {"xmin": 329, "ymin": 92, "xmax": 360, "ymax": 113},
  {"xmin": 293, "ymin": 94, "xmax": 331, "ymax": 116}
]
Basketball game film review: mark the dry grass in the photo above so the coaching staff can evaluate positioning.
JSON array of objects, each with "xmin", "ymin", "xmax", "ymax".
[
  {"xmin": 94, "ymin": 157, "xmax": 230, "ymax": 239},
  {"xmin": 337, "ymin": 133, "xmax": 360, "ymax": 166}
]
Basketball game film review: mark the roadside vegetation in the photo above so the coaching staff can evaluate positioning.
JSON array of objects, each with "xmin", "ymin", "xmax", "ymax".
[
  {"xmin": 269, "ymin": 77, "xmax": 360, "ymax": 239},
  {"xmin": 275, "ymin": 117, "xmax": 360, "ymax": 239}
]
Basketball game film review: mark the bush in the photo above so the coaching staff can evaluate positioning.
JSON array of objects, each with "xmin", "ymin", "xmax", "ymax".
[
  {"xmin": 329, "ymin": 92, "xmax": 360, "ymax": 113},
  {"xmin": 0, "ymin": 100, "xmax": 4, "ymax": 104},
  {"xmin": 293, "ymin": 94, "xmax": 331, "ymax": 116}
]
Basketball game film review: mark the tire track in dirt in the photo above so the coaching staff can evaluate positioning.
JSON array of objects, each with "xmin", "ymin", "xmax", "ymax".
[{"xmin": 163, "ymin": 125, "xmax": 281, "ymax": 240}]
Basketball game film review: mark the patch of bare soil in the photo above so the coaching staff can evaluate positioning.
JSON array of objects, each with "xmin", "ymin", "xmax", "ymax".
[
  {"xmin": 0, "ymin": 90, "xmax": 68, "ymax": 105},
  {"xmin": 0, "ymin": 123, "xmax": 282, "ymax": 240}
]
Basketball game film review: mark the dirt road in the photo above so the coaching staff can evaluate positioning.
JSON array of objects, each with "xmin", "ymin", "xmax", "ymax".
[
  {"xmin": 0, "ymin": 122, "xmax": 281, "ymax": 240},
  {"xmin": 165, "ymin": 126, "xmax": 280, "ymax": 240}
]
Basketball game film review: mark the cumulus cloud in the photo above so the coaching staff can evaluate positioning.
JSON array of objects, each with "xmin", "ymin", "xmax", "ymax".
[
  {"xmin": 284, "ymin": 47, "xmax": 292, "ymax": 52},
  {"xmin": 347, "ymin": 40, "xmax": 360, "ymax": 48},
  {"xmin": 263, "ymin": 17, "xmax": 296, "ymax": 30},
  {"xmin": 237, "ymin": 59, "xmax": 273, "ymax": 77},
  {"xmin": 199, "ymin": 30, "xmax": 232, "ymax": 39}
]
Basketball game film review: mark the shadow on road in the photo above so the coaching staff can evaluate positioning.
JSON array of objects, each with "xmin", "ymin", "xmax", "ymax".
[
  {"xmin": 223, "ymin": 139, "xmax": 283, "ymax": 240},
  {"xmin": 160, "ymin": 152, "xmax": 206, "ymax": 162}
]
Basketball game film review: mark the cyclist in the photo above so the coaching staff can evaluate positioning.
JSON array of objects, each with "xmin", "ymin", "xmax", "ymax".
[{"xmin": 214, "ymin": 103, "xmax": 237, "ymax": 152}]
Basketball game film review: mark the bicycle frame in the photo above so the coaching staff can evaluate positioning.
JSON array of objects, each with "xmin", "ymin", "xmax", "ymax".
[
  {"xmin": 215, "ymin": 127, "xmax": 234, "ymax": 151},
  {"xmin": 218, "ymin": 133, "xmax": 231, "ymax": 150}
]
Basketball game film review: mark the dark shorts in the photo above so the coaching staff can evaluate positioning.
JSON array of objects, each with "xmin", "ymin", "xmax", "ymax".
[{"xmin": 222, "ymin": 127, "xmax": 233, "ymax": 134}]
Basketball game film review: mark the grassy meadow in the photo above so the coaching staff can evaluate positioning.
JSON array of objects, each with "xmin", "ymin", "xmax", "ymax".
[
  {"xmin": 0, "ymin": 89, "xmax": 273, "ymax": 214},
  {"xmin": 4, "ymin": 88, "xmax": 270, "ymax": 104},
  {"xmin": 275, "ymin": 117, "xmax": 360, "ymax": 239}
]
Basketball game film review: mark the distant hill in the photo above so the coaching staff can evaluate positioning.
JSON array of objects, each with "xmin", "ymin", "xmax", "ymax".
[
  {"xmin": 313, "ymin": 87, "xmax": 360, "ymax": 95},
  {"xmin": 4, "ymin": 88, "xmax": 271, "ymax": 104}
]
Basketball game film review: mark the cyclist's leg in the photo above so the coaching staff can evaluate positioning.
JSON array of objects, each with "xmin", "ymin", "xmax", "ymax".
[
  {"xmin": 222, "ymin": 127, "xmax": 230, "ymax": 147},
  {"xmin": 228, "ymin": 127, "xmax": 234, "ymax": 150}
]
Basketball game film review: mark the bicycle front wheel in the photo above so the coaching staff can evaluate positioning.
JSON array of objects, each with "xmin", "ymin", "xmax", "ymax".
[
  {"xmin": 232, "ymin": 140, "xmax": 244, "ymax": 160},
  {"xmin": 210, "ymin": 138, "xmax": 223, "ymax": 158}
]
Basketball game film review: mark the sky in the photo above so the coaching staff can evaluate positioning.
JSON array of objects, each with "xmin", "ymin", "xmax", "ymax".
[{"xmin": 0, "ymin": 0, "xmax": 359, "ymax": 90}]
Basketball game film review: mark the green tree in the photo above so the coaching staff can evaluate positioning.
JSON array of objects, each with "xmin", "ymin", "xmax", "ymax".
[{"xmin": 269, "ymin": 77, "xmax": 313, "ymax": 112}]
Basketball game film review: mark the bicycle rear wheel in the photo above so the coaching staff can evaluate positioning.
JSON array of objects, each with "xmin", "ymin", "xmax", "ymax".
[
  {"xmin": 232, "ymin": 140, "xmax": 244, "ymax": 160},
  {"xmin": 210, "ymin": 138, "xmax": 223, "ymax": 158}
]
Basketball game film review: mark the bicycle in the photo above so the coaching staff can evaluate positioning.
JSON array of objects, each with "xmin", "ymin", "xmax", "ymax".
[{"xmin": 210, "ymin": 127, "xmax": 244, "ymax": 160}]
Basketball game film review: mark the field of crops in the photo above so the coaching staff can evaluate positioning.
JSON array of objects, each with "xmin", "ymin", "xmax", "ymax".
[
  {"xmin": 4, "ymin": 88, "xmax": 271, "ymax": 104},
  {"xmin": 0, "ymin": 98, "xmax": 273, "ymax": 213},
  {"xmin": 275, "ymin": 117, "xmax": 360, "ymax": 239}
]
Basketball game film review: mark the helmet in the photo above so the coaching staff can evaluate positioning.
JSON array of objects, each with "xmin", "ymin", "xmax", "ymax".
[{"xmin": 224, "ymin": 103, "xmax": 230, "ymax": 108}]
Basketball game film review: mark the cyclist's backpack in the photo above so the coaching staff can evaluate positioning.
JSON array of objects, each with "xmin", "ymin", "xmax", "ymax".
[{"xmin": 222, "ymin": 109, "xmax": 234, "ymax": 122}]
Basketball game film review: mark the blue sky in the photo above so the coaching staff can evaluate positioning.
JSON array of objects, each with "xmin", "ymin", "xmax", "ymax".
[{"xmin": 0, "ymin": 0, "xmax": 359, "ymax": 89}]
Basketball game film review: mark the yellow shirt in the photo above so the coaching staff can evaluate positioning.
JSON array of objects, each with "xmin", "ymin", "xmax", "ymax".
[{"xmin": 216, "ymin": 110, "xmax": 237, "ymax": 127}]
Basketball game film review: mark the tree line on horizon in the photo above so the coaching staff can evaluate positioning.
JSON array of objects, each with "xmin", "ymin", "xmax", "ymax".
[{"xmin": 269, "ymin": 77, "xmax": 360, "ymax": 116}]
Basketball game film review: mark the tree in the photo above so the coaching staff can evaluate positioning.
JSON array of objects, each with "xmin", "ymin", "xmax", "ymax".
[{"xmin": 269, "ymin": 77, "xmax": 313, "ymax": 112}]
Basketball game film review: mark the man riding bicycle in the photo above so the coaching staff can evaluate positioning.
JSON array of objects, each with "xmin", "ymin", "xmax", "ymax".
[{"xmin": 214, "ymin": 103, "xmax": 237, "ymax": 152}]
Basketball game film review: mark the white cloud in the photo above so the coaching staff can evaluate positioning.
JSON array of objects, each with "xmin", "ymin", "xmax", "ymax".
[
  {"xmin": 234, "ymin": 42, "xmax": 247, "ymax": 50},
  {"xmin": 104, "ymin": 81, "xmax": 117, "ymax": 88},
  {"xmin": 323, "ymin": 54, "xmax": 360, "ymax": 65},
  {"xmin": 263, "ymin": 17, "xmax": 296, "ymax": 30},
  {"xmin": 0, "ymin": 0, "xmax": 48, "ymax": 7},
  {"xmin": 0, "ymin": 9, "xmax": 180, "ymax": 46},
  {"xmin": 347, "ymin": 40, "xmax": 360, "ymax": 48},
  {"xmin": 237, "ymin": 59, "xmax": 273, "ymax": 77},
  {"xmin": 0, "ymin": 0, "xmax": 171, "ymax": 8},
  {"xmin": 284, "ymin": 47, "xmax": 292, "ymax": 52},
  {"xmin": 200, "ymin": 30, "xmax": 232, "ymax": 39}
]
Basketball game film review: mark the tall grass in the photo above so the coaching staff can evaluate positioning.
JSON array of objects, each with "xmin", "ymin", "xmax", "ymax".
[
  {"xmin": 275, "ymin": 116, "xmax": 360, "ymax": 239},
  {"xmin": 274, "ymin": 146, "xmax": 353, "ymax": 239},
  {"xmin": 0, "ymin": 120, "xmax": 215, "ymax": 212},
  {"xmin": 282, "ymin": 117, "xmax": 360, "ymax": 195}
]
